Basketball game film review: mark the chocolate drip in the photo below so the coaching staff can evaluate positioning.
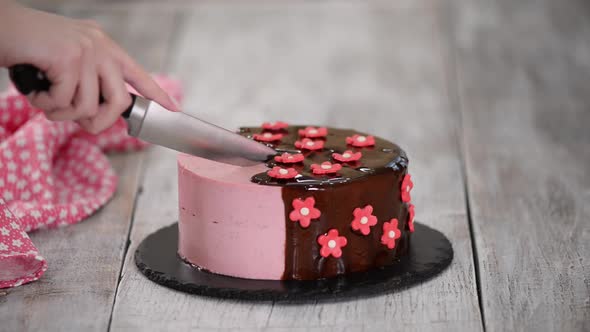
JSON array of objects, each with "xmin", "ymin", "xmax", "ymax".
[
  {"xmin": 238, "ymin": 126, "xmax": 411, "ymax": 280},
  {"xmin": 281, "ymin": 171, "xmax": 410, "ymax": 280}
]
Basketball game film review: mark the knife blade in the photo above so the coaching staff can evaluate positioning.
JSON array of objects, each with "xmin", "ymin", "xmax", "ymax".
[
  {"xmin": 9, "ymin": 64, "xmax": 277, "ymax": 166},
  {"xmin": 124, "ymin": 95, "xmax": 276, "ymax": 166}
]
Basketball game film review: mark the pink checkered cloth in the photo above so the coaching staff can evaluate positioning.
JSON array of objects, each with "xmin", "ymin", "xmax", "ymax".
[{"xmin": 0, "ymin": 77, "xmax": 182, "ymax": 288}]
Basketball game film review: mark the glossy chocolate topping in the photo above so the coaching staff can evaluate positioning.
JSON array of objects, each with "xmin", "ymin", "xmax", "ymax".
[
  {"xmin": 238, "ymin": 127, "xmax": 408, "ymax": 186},
  {"xmin": 239, "ymin": 126, "xmax": 411, "ymax": 280}
]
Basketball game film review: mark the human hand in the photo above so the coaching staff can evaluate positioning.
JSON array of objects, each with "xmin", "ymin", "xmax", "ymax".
[{"xmin": 0, "ymin": 2, "xmax": 179, "ymax": 133}]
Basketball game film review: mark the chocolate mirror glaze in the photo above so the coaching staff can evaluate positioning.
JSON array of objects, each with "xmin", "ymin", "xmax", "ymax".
[
  {"xmin": 239, "ymin": 126, "xmax": 411, "ymax": 280},
  {"xmin": 238, "ymin": 126, "xmax": 408, "ymax": 187},
  {"xmin": 281, "ymin": 171, "xmax": 410, "ymax": 280}
]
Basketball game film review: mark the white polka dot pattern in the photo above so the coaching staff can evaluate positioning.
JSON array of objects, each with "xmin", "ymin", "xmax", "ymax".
[{"xmin": 0, "ymin": 77, "xmax": 182, "ymax": 289}]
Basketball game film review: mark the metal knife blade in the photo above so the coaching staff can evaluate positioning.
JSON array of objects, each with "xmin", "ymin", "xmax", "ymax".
[
  {"xmin": 125, "ymin": 96, "xmax": 277, "ymax": 167},
  {"xmin": 8, "ymin": 64, "xmax": 276, "ymax": 167}
]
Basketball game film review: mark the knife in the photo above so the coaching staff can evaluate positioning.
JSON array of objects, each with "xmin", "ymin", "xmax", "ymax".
[{"xmin": 8, "ymin": 64, "xmax": 276, "ymax": 167}]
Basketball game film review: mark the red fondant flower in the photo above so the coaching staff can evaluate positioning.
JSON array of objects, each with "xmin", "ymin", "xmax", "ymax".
[
  {"xmin": 274, "ymin": 152, "xmax": 305, "ymax": 164},
  {"xmin": 317, "ymin": 229, "xmax": 348, "ymax": 258},
  {"xmin": 381, "ymin": 218, "xmax": 401, "ymax": 249},
  {"xmin": 267, "ymin": 166, "xmax": 298, "ymax": 179},
  {"xmin": 262, "ymin": 121, "xmax": 289, "ymax": 131},
  {"xmin": 332, "ymin": 150, "xmax": 362, "ymax": 162},
  {"xmin": 311, "ymin": 161, "xmax": 342, "ymax": 175},
  {"xmin": 295, "ymin": 138, "xmax": 324, "ymax": 151},
  {"xmin": 253, "ymin": 132, "xmax": 283, "ymax": 142},
  {"xmin": 401, "ymin": 174, "xmax": 413, "ymax": 203},
  {"xmin": 346, "ymin": 134, "xmax": 375, "ymax": 147},
  {"xmin": 408, "ymin": 203, "xmax": 415, "ymax": 233},
  {"xmin": 289, "ymin": 197, "xmax": 321, "ymax": 228},
  {"xmin": 350, "ymin": 205, "xmax": 378, "ymax": 235},
  {"xmin": 298, "ymin": 126, "xmax": 328, "ymax": 138}
]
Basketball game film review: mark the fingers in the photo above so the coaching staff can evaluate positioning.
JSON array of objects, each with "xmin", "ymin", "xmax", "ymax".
[
  {"xmin": 73, "ymin": 49, "xmax": 99, "ymax": 117},
  {"xmin": 22, "ymin": 22, "xmax": 176, "ymax": 134},
  {"xmin": 117, "ymin": 50, "xmax": 179, "ymax": 112},
  {"xmin": 44, "ymin": 49, "xmax": 99, "ymax": 121},
  {"xmin": 29, "ymin": 59, "xmax": 79, "ymax": 111},
  {"xmin": 79, "ymin": 61, "xmax": 131, "ymax": 134}
]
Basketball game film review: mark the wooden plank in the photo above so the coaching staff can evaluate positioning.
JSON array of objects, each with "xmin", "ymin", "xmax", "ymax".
[
  {"xmin": 449, "ymin": 0, "xmax": 590, "ymax": 331},
  {"xmin": 111, "ymin": 2, "xmax": 483, "ymax": 331},
  {"xmin": 0, "ymin": 4, "xmax": 179, "ymax": 331},
  {"xmin": 0, "ymin": 154, "xmax": 145, "ymax": 331}
]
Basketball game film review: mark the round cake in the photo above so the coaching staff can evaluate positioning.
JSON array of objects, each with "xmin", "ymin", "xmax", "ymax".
[{"xmin": 177, "ymin": 124, "xmax": 414, "ymax": 281}]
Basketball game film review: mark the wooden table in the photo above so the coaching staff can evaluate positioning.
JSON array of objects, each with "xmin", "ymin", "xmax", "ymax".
[{"xmin": 1, "ymin": 1, "xmax": 588, "ymax": 331}]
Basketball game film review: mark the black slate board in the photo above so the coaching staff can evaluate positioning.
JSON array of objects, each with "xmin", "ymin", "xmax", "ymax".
[{"xmin": 135, "ymin": 222, "xmax": 453, "ymax": 302}]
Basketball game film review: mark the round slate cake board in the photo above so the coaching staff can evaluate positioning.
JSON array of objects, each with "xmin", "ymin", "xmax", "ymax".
[{"xmin": 135, "ymin": 222, "xmax": 453, "ymax": 302}]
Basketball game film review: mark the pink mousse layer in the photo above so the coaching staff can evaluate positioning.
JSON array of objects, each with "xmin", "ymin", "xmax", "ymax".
[{"xmin": 177, "ymin": 154, "xmax": 285, "ymax": 280}]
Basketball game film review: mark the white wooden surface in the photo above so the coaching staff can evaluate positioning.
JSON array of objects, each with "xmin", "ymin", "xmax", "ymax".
[
  {"xmin": 1, "ymin": 0, "xmax": 588, "ymax": 331},
  {"xmin": 110, "ymin": 2, "xmax": 481, "ymax": 331},
  {"xmin": 450, "ymin": 0, "xmax": 590, "ymax": 331}
]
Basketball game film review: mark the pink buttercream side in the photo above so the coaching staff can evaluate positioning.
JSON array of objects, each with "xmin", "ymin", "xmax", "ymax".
[{"xmin": 177, "ymin": 154, "xmax": 285, "ymax": 280}]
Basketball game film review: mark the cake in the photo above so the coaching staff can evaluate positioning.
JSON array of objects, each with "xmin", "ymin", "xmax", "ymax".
[{"xmin": 177, "ymin": 124, "xmax": 414, "ymax": 280}]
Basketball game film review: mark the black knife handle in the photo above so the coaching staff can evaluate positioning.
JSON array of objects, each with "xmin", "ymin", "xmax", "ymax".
[
  {"xmin": 8, "ymin": 64, "xmax": 134, "ymax": 119},
  {"xmin": 9, "ymin": 64, "xmax": 51, "ymax": 94}
]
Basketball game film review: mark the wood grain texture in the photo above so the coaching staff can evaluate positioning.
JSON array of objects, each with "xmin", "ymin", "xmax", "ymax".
[
  {"xmin": 110, "ymin": 2, "xmax": 482, "ymax": 331},
  {"xmin": 0, "ymin": 154, "xmax": 145, "ymax": 331},
  {"xmin": 0, "ymin": 4, "xmax": 178, "ymax": 331},
  {"xmin": 449, "ymin": 0, "xmax": 590, "ymax": 331}
]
